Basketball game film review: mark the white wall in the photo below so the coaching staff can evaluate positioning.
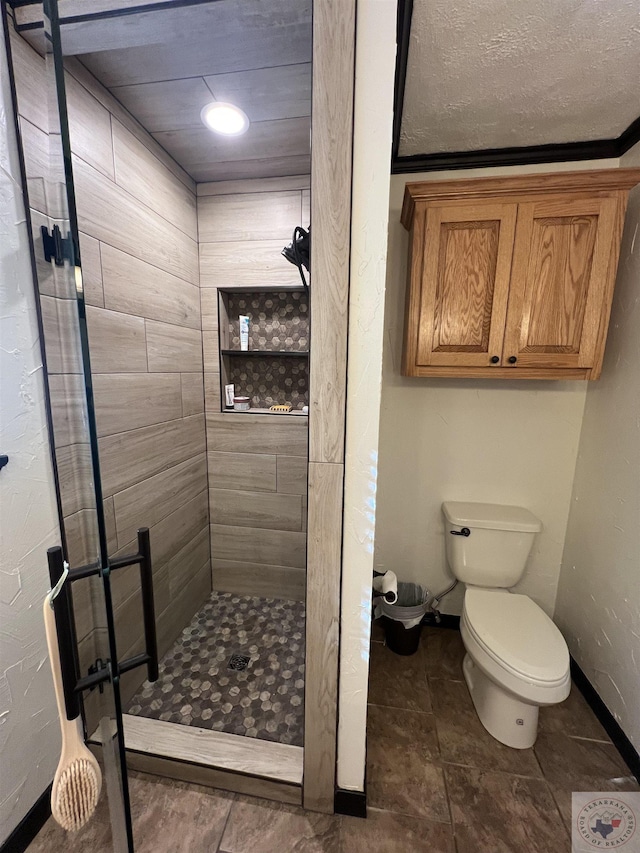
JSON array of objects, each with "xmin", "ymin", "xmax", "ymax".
[
  {"xmin": 374, "ymin": 161, "xmax": 618, "ymax": 616},
  {"xmin": 0, "ymin": 22, "xmax": 61, "ymax": 844},
  {"xmin": 337, "ymin": 0, "xmax": 397, "ymax": 792},
  {"xmin": 555, "ymin": 142, "xmax": 640, "ymax": 751}
]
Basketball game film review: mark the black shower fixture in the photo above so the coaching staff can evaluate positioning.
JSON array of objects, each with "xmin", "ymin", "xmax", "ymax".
[{"xmin": 282, "ymin": 226, "xmax": 310, "ymax": 289}]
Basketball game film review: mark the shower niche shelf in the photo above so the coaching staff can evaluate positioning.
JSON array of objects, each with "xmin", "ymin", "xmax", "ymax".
[
  {"xmin": 217, "ymin": 288, "xmax": 309, "ymax": 414},
  {"xmin": 221, "ymin": 349, "xmax": 309, "ymax": 358}
]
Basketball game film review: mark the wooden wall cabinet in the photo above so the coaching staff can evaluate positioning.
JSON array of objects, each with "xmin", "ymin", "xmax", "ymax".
[{"xmin": 401, "ymin": 169, "xmax": 640, "ymax": 380}]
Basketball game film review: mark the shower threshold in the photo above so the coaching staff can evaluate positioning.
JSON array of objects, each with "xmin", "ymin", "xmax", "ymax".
[{"xmin": 90, "ymin": 715, "xmax": 303, "ymax": 805}]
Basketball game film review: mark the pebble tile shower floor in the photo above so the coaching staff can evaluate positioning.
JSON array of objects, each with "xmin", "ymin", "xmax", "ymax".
[{"xmin": 126, "ymin": 592, "xmax": 305, "ymax": 746}]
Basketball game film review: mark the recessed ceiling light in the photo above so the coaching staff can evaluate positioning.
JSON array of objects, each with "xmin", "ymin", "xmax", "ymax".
[{"xmin": 200, "ymin": 102, "xmax": 250, "ymax": 136}]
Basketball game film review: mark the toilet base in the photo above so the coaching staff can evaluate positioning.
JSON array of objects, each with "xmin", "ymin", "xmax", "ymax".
[{"xmin": 463, "ymin": 654, "xmax": 539, "ymax": 749}]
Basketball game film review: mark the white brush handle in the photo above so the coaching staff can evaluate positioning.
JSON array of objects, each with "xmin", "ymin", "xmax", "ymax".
[
  {"xmin": 43, "ymin": 593, "xmax": 102, "ymax": 792},
  {"xmin": 43, "ymin": 594, "xmax": 83, "ymax": 748}
]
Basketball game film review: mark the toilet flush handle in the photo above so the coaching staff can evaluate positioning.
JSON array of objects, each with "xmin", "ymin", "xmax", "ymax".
[{"xmin": 450, "ymin": 527, "xmax": 471, "ymax": 537}]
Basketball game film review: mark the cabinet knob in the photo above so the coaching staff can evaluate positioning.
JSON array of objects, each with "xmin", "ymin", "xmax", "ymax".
[
  {"xmin": 490, "ymin": 356, "xmax": 500, "ymax": 364},
  {"xmin": 508, "ymin": 356, "xmax": 517, "ymax": 364}
]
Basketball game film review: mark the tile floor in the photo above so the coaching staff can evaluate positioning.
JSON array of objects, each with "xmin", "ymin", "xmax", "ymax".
[
  {"xmin": 126, "ymin": 592, "xmax": 305, "ymax": 746},
  {"xmin": 366, "ymin": 624, "xmax": 639, "ymax": 852},
  {"xmin": 27, "ymin": 625, "xmax": 640, "ymax": 852},
  {"xmin": 27, "ymin": 771, "xmax": 448, "ymax": 853}
]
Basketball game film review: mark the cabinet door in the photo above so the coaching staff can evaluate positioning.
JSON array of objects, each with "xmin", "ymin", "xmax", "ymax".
[
  {"xmin": 503, "ymin": 196, "xmax": 619, "ymax": 370},
  {"xmin": 412, "ymin": 203, "xmax": 517, "ymax": 368}
]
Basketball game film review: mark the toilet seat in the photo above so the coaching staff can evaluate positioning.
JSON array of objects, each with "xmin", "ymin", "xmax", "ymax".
[{"xmin": 463, "ymin": 589, "xmax": 569, "ymax": 687}]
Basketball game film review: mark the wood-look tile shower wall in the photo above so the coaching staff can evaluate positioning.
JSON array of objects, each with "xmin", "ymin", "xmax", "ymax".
[
  {"xmin": 197, "ymin": 178, "xmax": 310, "ymax": 601},
  {"xmin": 10, "ymin": 29, "xmax": 209, "ymax": 702}
]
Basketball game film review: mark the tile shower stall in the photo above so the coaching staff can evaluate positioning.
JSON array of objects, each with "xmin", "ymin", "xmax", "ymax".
[{"xmin": 10, "ymin": 26, "xmax": 309, "ymax": 746}]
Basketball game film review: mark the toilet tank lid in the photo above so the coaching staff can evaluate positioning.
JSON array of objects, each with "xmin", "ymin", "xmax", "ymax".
[{"xmin": 442, "ymin": 501, "xmax": 542, "ymax": 533}]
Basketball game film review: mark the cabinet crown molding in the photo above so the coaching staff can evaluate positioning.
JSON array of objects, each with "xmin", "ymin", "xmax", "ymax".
[{"xmin": 401, "ymin": 168, "xmax": 640, "ymax": 230}]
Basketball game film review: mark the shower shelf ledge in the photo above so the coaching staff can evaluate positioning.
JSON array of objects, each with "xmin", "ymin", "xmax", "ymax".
[
  {"xmin": 221, "ymin": 350, "xmax": 309, "ymax": 358},
  {"xmin": 222, "ymin": 407, "xmax": 308, "ymax": 416}
]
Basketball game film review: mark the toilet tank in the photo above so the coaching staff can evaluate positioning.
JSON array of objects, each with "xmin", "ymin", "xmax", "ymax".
[{"xmin": 442, "ymin": 501, "xmax": 542, "ymax": 588}]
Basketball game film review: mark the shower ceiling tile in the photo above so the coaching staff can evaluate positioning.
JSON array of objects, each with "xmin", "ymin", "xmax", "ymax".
[
  {"xmin": 204, "ymin": 64, "xmax": 312, "ymax": 123},
  {"xmin": 65, "ymin": 0, "xmax": 312, "ymax": 181},
  {"xmin": 80, "ymin": 21, "xmax": 311, "ymax": 88},
  {"xmin": 109, "ymin": 78, "xmax": 217, "ymax": 133},
  {"xmin": 152, "ymin": 119, "xmax": 311, "ymax": 184}
]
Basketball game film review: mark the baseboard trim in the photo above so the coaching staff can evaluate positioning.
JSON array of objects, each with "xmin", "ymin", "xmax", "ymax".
[
  {"xmin": 0, "ymin": 785, "xmax": 51, "ymax": 853},
  {"xmin": 334, "ymin": 788, "xmax": 367, "ymax": 818},
  {"xmin": 570, "ymin": 658, "xmax": 640, "ymax": 783}
]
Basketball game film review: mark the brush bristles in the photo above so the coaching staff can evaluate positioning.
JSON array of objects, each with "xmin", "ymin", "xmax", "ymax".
[{"xmin": 52, "ymin": 758, "xmax": 100, "ymax": 832}]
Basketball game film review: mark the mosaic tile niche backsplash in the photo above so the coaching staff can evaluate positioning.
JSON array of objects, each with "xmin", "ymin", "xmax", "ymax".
[
  {"xmin": 227, "ymin": 290, "xmax": 309, "ymax": 351},
  {"xmin": 227, "ymin": 356, "xmax": 308, "ymax": 410},
  {"xmin": 225, "ymin": 290, "xmax": 309, "ymax": 410}
]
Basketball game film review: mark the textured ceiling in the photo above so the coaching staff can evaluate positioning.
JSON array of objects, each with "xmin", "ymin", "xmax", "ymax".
[
  {"xmin": 57, "ymin": 0, "xmax": 312, "ymax": 182},
  {"xmin": 400, "ymin": 0, "xmax": 640, "ymax": 156}
]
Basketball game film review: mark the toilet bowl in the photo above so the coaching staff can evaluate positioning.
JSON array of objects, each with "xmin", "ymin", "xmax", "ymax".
[
  {"xmin": 460, "ymin": 588, "xmax": 570, "ymax": 749},
  {"xmin": 442, "ymin": 501, "xmax": 571, "ymax": 749}
]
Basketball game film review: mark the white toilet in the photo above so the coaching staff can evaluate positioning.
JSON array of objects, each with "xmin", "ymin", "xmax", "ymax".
[{"xmin": 442, "ymin": 501, "xmax": 570, "ymax": 749}]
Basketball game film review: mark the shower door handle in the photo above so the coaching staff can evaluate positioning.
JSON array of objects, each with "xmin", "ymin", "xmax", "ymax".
[
  {"xmin": 109, "ymin": 527, "xmax": 159, "ymax": 683},
  {"xmin": 47, "ymin": 527, "xmax": 160, "ymax": 722},
  {"xmin": 138, "ymin": 528, "xmax": 159, "ymax": 682}
]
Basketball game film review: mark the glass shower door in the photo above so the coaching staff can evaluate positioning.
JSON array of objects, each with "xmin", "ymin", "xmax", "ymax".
[
  {"xmin": 9, "ymin": 0, "xmax": 148, "ymax": 849},
  {"xmin": 45, "ymin": 0, "xmax": 135, "ymax": 843}
]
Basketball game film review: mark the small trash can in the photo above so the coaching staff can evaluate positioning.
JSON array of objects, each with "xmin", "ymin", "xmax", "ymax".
[{"xmin": 381, "ymin": 582, "xmax": 429, "ymax": 656}]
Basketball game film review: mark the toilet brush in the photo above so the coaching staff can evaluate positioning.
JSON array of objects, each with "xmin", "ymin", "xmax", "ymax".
[{"xmin": 43, "ymin": 589, "xmax": 102, "ymax": 832}]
